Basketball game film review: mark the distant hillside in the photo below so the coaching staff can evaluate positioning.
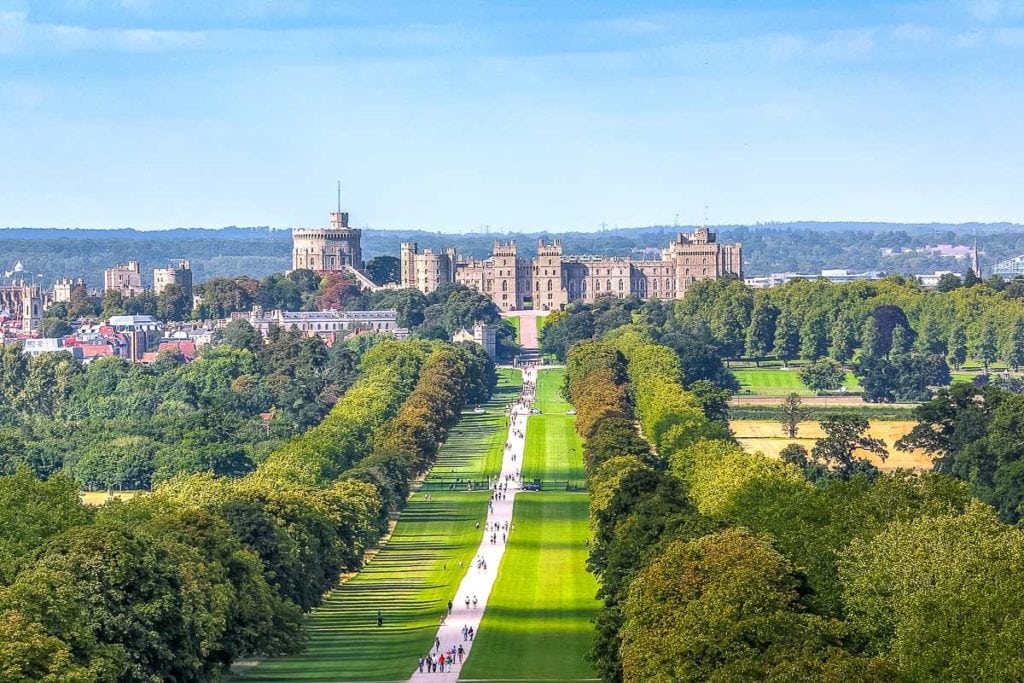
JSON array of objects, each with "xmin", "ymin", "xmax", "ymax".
[{"xmin": 1, "ymin": 221, "xmax": 1022, "ymax": 288}]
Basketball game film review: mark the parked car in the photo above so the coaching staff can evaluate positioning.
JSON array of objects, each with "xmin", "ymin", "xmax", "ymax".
[{"xmin": 565, "ymin": 409, "xmax": 577, "ymax": 415}]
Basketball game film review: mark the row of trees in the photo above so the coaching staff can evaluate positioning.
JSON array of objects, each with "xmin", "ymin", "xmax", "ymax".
[
  {"xmin": 0, "ymin": 339, "xmax": 494, "ymax": 680},
  {"xmin": 542, "ymin": 274, "xmax": 1024, "ymax": 382},
  {"xmin": 567, "ymin": 334, "xmax": 1024, "ymax": 681}
]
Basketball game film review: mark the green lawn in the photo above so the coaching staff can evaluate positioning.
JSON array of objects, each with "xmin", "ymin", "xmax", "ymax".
[
  {"xmin": 523, "ymin": 368, "xmax": 586, "ymax": 485},
  {"xmin": 507, "ymin": 315, "xmax": 521, "ymax": 345},
  {"xmin": 234, "ymin": 370, "xmax": 522, "ymax": 682},
  {"xmin": 461, "ymin": 369, "xmax": 597, "ymax": 681},
  {"xmin": 460, "ymin": 493, "xmax": 598, "ymax": 682},
  {"xmin": 535, "ymin": 313, "xmax": 548, "ymax": 337},
  {"xmin": 733, "ymin": 368, "xmax": 861, "ymax": 396}
]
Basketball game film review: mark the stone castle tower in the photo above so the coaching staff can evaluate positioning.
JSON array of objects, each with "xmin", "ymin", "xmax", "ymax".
[{"xmin": 292, "ymin": 186, "xmax": 363, "ymax": 273}]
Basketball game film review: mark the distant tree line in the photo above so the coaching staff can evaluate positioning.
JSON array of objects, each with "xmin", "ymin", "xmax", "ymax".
[{"xmin": 5, "ymin": 222, "xmax": 1024, "ymax": 287}]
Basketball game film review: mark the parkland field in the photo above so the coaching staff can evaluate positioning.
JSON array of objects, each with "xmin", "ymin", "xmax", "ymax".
[
  {"xmin": 732, "ymin": 367, "xmax": 861, "ymax": 396},
  {"xmin": 234, "ymin": 371, "xmax": 522, "ymax": 681},
  {"xmin": 461, "ymin": 367, "xmax": 598, "ymax": 680}
]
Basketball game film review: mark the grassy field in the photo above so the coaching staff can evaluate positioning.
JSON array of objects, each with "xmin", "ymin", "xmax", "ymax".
[
  {"xmin": 461, "ymin": 366, "xmax": 598, "ymax": 681},
  {"xmin": 733, "ymin": 368, "xmax": 861, "ymax": 396},
  {"xmin": 731, "ymin": 419, "xmax": 932, "ymax": 471},
  {"xmin": 459, "ymin": 493, "xmax": 598, "ymax": 681},
  {"xmin": 234, "ymin": 370, "xmax": 522, "ymax": 682},
  {"xmin": 523, "ymin": 368, "xmax": 586, "ymax": 486},
  {"xmin": 507, "ymin": 315, "xmax": 521, "ymax": 345}
]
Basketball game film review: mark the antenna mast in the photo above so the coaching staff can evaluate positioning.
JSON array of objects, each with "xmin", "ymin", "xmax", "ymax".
[{"xmin": 336, "ymin": 181, "xmax": 341, "ymax": 214}]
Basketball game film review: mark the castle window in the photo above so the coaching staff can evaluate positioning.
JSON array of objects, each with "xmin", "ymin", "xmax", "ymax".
[
  {"xmin": 606, "ymin": 279, "xmax": 612, "ymax": 291},
  {"xmin": 618, "ymin": 279, "xmax": 623, "ymax": 291},
  {"xmin": 595, "ymin": 281, "xmax": 600, "ymax": 292},
  {"xmin": 502, "ymin": 281, "xmax": 508, "ymax": 292},
  {"xmin": 653, "ymin": 279, "xmax": 658, "ymax": 290},
  {"xmin": 547, "ymin": 279, "xmax": 553, "ymax": 291}
]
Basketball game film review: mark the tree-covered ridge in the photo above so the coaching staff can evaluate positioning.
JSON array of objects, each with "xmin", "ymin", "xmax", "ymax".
[
  {"xmin": 566, "ymin": 337, "xmax": 1024, "ymax": 682},
  {"xmin": 0, "ymin": 338, "xmax": 495, "ymax": 680},
  {"xmin": 4, "ymin": 222, "xmax": 1024, "ymax": 287}
]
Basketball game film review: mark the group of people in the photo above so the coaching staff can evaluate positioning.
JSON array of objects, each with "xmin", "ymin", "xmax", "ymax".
[
  {"xmin": 412, "ymin": 371, "xmax": 536, "ymax": 678},
  {"xmin": 418, "ymin": 642, "xmax": 465, "ymax": 674}
]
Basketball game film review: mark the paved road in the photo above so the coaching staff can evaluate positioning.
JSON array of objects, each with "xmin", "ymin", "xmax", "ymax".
[{"xmin": 407, "ymin": 367, "xmax": 536, "ymax": 681}]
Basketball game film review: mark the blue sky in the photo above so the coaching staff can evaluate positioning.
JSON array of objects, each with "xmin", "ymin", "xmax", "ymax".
[{"xmin": 1, "ymin": 1, "xmax": 1022, "ymax": 231}]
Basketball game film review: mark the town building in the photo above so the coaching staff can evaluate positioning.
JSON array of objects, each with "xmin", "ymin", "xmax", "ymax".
[
  {"xmin": 916, "ymin": 271, "xmax": 960, "ymax": 288},
  {"xmin": 744, "ymin": 269, "xmax": 884, "ymax": 289},
  {"xmin": 106, "ymin": 315, "xmax": 164, "ymax": 361},
  {"xmin": 452, "ymin": 322, "xmax": 497, "ymax": 360},
  {"xmin": 0, "ymin": 281, "xmax": 46, "ymax": 333},
  {"xmin": 153, "ymin": 259, "xmax": 193, "ymax": 301},
  {"xmin": 104, "ymin": 261, "xmax": 144, "ymax": 297},
  {"xmin": 53, "ymin": 277, "xmax": 84, "ymax": 303},
  {"xmin": 401, "ymin": 228, "xmax": 743, "ymax": 312},
  {"xmin": 242, "ymin": 308, "xmax": 406, "ymax": 340}
]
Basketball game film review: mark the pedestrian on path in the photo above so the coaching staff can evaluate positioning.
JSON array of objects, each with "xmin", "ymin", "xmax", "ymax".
[
  {"xmin": 472, "ymin": 595, "xmax": 478, "ymax": 609},
  {"xmin": 447, "ymin": 599, "xmax": 453, "ymax": 615},
  {"xmin": 418, "ymin": 656, "xmax": 424, "ymax": 673},
  {"xmin": 465, "ymin": 595, "xmax": 470, "ymax": 609},
  {"xmin": 377, "ymin": 609, "xmax": 383, "ymax": 627}
]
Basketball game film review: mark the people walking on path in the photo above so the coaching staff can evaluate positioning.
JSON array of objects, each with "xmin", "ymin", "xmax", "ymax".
[{"xmin": 407, "ymin": 366, "xmax": 536, "ymax": 682}]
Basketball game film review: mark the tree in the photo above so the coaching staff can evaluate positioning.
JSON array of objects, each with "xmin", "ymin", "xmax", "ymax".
[
  {"xmin": 861, "ymin": 318, "xmax": 883, "ymax": 359},
  {"xmin": 840, "ymin": 503, "xmax": 1024, "ymax": 681},
  {"xmin": 365, "ymin": 256, "xmax": 401, "ymax": 285},
  {"xmin": 915, "ymin": 312, "xmax": 946, "ymax": 356},
  {"xmin": 315, "ymin": 273, "xmax": 361, "ymax": 310},
  {"xmin": 688, "ymin": 379, "xmax": 731, "ymax": 423},
  {"xmin": 773, "ymin": 310, "xmax": 800, "ymax": 367},
  {"xmin": 100, "ymin": 289, "xmax": 128, "ymax": 318},
  {"xmin": 963, "ymin": 267, "xmax": 982, "ymax": 287},
  {"xmin": 40, "ymin": 317, "xmax": 72, "ymax": 338},
  {"xmin": 936, "ymin": 272, "xmax": 962, "ymax": 292},
  {"xmin": 745, "ymin": 298, "xmax": 776, "ymax": 365},
  {"xmin": 156, "ymin": 282, "xmax": 190, "ymax": 321},
  {"xmin": 1005, "ymin": 317, "xmax": 1024, "ymax": 371},
  {"xmin": 974, "ymin": 320, "xmax": 999, "ymax": 371},
  {"xmin": 811, "ymin": 414, "xmax": 887, "ymax": 478},
  {"xmin": 948, "ymin": 324, "xmax": 967, "ymax": 370},
  {"xmin": 620, "ymin": 529, "xmax": 877, "ymax": 682},
  {"xmin": 799, "ymin": 358, "xmax": 846, "ymax": 393},
  {"xmin": 831, "ymin": 311, "xmax": 858, "ymax": 363},
  {"xmin": 890, "ymin": 325, "xmax": 912, "ymax": 358},
  {"xmin": 219, "ymin": 319, "xmax": 264, "ymax": 354},
  {"xmin": 800, "ymin": 313, "xmax": 829, "ymax": 361},
  {"xmin": 780, "ymin": 392, "xmax": 805, "ymax": 438}
]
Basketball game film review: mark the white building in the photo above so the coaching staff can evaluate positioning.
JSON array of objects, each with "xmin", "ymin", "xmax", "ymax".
[
  {"xmin": 453, "ymin": 322, "xmax": 497, "ymax": 360},
  {"xmin": 244, "ymin": 308, "xmax": 406, "ymax": 340}
]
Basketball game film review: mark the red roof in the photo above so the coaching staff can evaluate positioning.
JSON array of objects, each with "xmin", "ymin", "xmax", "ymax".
[{"xmin": 81, "ymin": 344, "xmax": 114, "ymax": 358}]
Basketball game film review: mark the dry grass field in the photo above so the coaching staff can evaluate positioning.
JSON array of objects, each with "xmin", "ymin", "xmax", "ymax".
[
  {"xmin": 80, "ymin": 490, "xmax": 143, "ymax": 506},
  {"xmin": 731, "ymin": 419, "xmax": 933, "ymax": 472}
]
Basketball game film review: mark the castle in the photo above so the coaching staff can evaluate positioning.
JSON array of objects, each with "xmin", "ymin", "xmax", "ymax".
[
  {"xmin": 292, "ymin": 208, "xmax": 363, "ymax": 273},
  {"xmin": 401, "ymin": 228, "xmax": 742, "ymax": 311}
]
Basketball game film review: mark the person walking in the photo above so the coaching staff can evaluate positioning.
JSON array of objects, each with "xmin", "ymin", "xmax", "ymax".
[
  {"xmin": 418, "ymin": 656, "xmax": 424, "ymax": 673},
  {"xmin": 458, "ymin": 644, "xmax": 465, "ymax": 663},
  {"xmin": 447, "ymin": 599, "xmax": 453, "ymax": 615},
  {"xmin": 377, "ymin": 609, "xmax": 383, "ymax": 627}
]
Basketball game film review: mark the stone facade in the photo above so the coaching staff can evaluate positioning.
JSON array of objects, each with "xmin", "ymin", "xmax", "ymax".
[
  {"xmin": 292, "ymin": 210, "xmax": 363, "ymax": 272},
  {"xmin": 154, "ymin": 259, "xmax": 194, "ymax": 302},
  {"xmin": 401, "ymin": 229, "xmax": 742, "ymax": 312},
  {"xmin": 452, "ymin": 322, "xmax": 497, "ymax": 360},
  {"xmin": 104, "ymin": 261, "xmax": 144, "ymax": 297}
]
